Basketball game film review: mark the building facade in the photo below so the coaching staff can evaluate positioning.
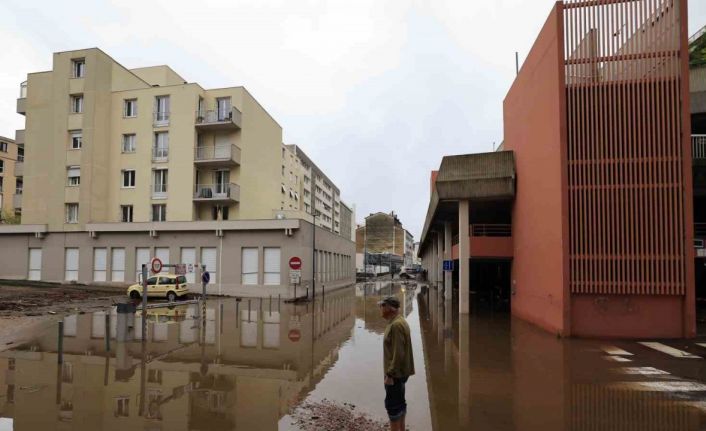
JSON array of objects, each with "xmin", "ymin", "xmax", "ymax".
[
  {"xmin": 420, "ymin": 0, "xmax": 695, "ymax": 338},
  {"xmin": 1, "ymin": 48, "xmax": 355, "ymax": 296},
  {"xmin": 355, "ymin": 211, "xmax": 409, "ymax": 274},
  {"xmin": 0, "ymin": 136, "xmax": 22, "ymax": 221}
]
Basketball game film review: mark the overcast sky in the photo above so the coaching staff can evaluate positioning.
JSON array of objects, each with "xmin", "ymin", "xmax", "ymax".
[{"xmin": 1, "ymin": 0, "xmax": 704, "ymax": 238}]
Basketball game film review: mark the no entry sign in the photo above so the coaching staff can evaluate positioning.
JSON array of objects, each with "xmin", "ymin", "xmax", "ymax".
[
  {"xmin": 289, "ymin": 256, "xmax": 302, "ymax": 270},
  {"xmin": 288, "ymin": 329, "xmax": 301, "ymax": 342},
  {"xmin": 151, "ymin": 258, "xmax": 163, "ymax": 274}
]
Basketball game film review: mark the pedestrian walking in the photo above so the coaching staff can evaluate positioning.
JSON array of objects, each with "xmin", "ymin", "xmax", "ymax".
[{"xmin": 379, "ymin": 296, "xmax": 415, "ymax": 431}]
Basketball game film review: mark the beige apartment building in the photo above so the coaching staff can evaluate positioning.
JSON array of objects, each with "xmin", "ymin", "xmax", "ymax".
[
  {"xmin": 0, "ymin": 135, "xmax": 22, "ymax": 221},
  {"xmin": 0, "ymin": 48, "xmax": 355, "ymax": 296}
]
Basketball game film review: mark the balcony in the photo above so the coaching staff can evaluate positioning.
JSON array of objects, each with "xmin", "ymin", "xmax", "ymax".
[
  {"xmin": 195, "ymin": 108, "xmax": 242, "ymax": 130},
  {"xmin": 16, "ymin": 82, "xmax": 26, "ymax": 115},
  {"xmin": 152, "ymin": 147, "xmax": 169, "ymax": 163},
  {"xmin": 14, "ymin": 162, "xmax": 23, "ymax": 177},
  {"xmin": 15, "ymin": 130, "xmax": 24, "ymax": 145},
  {"xmin": 193, "ymin": 183, "xmax": 240, "ymax": 203},
  {"xmin": 152, "ymin": 184, "xmax": 167, "ymax": 200},
  {"xmin": 194, "ymin": 144, "xmax": 241, "ymax": 167},
  {"xmin": 12, "ymin": 194, "xmax": 21, "ymax": 210},
  {"xmin": 694, "ymin": 135, "xmax": 706, "ymax": 161},
  {"xmin": 153, "ymin": 111, "xmax": 170, "ymax": 127}
]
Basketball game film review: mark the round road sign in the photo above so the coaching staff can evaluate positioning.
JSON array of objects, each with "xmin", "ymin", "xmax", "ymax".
[
  {"xmin": 202, "ymin": 271, "xmax": 211, "ymax": 284},
  {"xmin": 151, "ymin": 258, "xmax": 163, "ymax": 274},
  {"xmin": 288, "ymin": 329, "xmax": 301, "ymax": 342},
  {"xmin": 289, "ymin": 257, "xmax": 302, "ymax": 270}
]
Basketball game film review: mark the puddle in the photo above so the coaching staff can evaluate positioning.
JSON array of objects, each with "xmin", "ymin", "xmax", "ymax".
[{"xmin": 0, "ymin": 282, "xmax": 703, "ymax": 430}]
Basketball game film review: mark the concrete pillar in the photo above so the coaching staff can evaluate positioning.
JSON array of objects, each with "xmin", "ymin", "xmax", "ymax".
[
  {"xmin": 444, "ymin": 222, "xmax": 452, "ymax": 301},
  {"xmin": 459, "ymin": 200, "xmax": 470, "ymax": 314},
  {"xmin": 430, "ymin": 234, "xmax": 437, "ymax": 287},
  {"xmin": 436, "ymin": 232, "xmax": 444, "ymax": 291},
  {"xmin": 458, "ymin": 314, "xmax": 470, "ymax": 425}
]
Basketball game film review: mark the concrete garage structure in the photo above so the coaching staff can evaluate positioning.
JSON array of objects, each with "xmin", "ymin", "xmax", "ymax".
[
  {"xmin": 420, "ymin": 0, "xmax": 696, "ymax": 339},
  {"xmin": 0, "ymin": 220, "xmax": 354, "ymax": 298}
]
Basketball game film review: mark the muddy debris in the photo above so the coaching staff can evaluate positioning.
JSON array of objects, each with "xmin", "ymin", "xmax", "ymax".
[{"xmin": 290, "ymin": 399, "xmax": 390, "ymax": 431}]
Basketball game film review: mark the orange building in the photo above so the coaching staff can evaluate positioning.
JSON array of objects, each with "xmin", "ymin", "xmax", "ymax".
[{"xmin": 419, "ymin": 0, "xmax": 696, "ymax": 339}]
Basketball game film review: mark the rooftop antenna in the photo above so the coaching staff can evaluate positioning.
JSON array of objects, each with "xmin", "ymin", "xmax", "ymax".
[
  {"xmin": 493, "ymin": 141, "xmax": 496, "ymax": 151},
  {"xmin": 515, "ymin": 52, "xmax": 519, "ymax": 75}
]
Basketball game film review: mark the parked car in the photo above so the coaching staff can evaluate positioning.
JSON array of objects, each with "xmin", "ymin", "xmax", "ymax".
[{"xmin": 127, "ymin": 274, "xmax": 189, "ymax": 302}]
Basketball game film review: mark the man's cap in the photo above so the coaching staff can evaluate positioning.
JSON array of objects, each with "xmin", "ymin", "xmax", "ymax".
[{"xmin": 377, "ymin": 296, "xmax": 400, "ymax": 309}]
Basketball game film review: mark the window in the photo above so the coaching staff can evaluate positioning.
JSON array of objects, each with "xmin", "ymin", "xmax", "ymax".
[
  {"xmin": 28, "ymin": 248, "xmax": 42, "ymax": 281},
  {"xmin": 64, "ymin": 248, "xmax": 79, "ymax": 281},
  {"xmin": 114, "ymin": 397, "xmax": 129, "ymax": 417},
  {"xmin": 154, "ymin": 96, "xmax": 170, "ymax": 124},
  {"xmin": 0, "ymin": 142, "xmax": 6, "ymax": 152},
  {"xmin": 212, "ymin": 205, "xmax": 229, "ymax": 220},
  {"xmin": 120, "ymin": 205, "xmax": 133, "ymax": 222},
  {"xmin": 121, "ymin": 170, "xmax": 135, "ymax": 188},
  {"xmin": 72, "ymin": 58, "xmax": 85, "ymax": 78},
  {"xmin": 135, "ymin": 248, "xmax": 150, "ymax": 281},
  {"xmin": 93, "ymin": 248, "xmax": 107, "ymax": 281},
  {"xmin": 15, "ymin": 179, "xmax": 22, "ymax": 194},
  {"xmin": 152, "ymin": 169, "xmax": 168, "ymax": 197},
  {"xmin": 0, "ymin": 160, "xmax": 3, "ymax": 173},
  {"xmin": 17, "ymin": 147, "xmax": 23, "ymax": 162},
  {"xmin": 216, "ymin": 97, "xmax": 231, "ymax": 121},
  {"xmin": 121, "ymin": 134, "xmax": 136, "ymax": 153},
  {"xmin": 70, "ymin": 131, "xmax": 82, "ymax": 149},
  {"xmin": 263, "ymin": 248, "xmax": 280, "ymax": 285},
  {"xmin": 281, "ymin": 165, "xmax": 285, "ymax": 176},
  {"xmin": 65, "ymin": 203, "xmax": 78, "ymax": 224},
  {"xmin": 241, "ymin": 248, "xmax": 258, "ymax": 285},
  {"xmin": 180, "ymin": 248, "xmax": 196, "ymax": 283},
  {"xmin": 111, "ymin": 248, "xmax": 125, "ymax": 282},
  {"xmin": 67, "ymin": 166, "xmax": 80, "ymax": 186},
  {"xmin": 153, "ymin": 132, "xmax": 168, "ymax": 160},
  {"xmin": 152, "ymin": 204, "xmax": 166, "ymax": 222},
  {"xmin": 123, "ymin": 99, "xmax": 137, "ymax": 118},
  {"xmin": 0, "ymin": 177, "xmax": 3, "ymax": 193},
  {"xmin": 70, "ymin": 94, "xmax": 83, "ymax": 113}
]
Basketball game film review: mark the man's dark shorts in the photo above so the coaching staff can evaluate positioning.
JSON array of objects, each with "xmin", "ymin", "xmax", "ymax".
[{"xmin": 384, "ymin": 376, "xmax": 409, "ymax": 422}]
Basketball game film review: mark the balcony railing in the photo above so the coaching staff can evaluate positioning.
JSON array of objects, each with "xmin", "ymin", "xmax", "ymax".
[
  {"xmin": 693, "ymin": 135, "xmax": 706, "ymax": 160},
  {"xmin": 153, "ymin": 111, "xmax": 170, "ymax": 127},
  {"xmin": 195, "ymin": 108, "xmax": 242, "ymax": 129},
  {"xmin": 152, "ymin": 184, "xmax": 167, "ymax": 199},
  {"xmin": 12, "ymin": 194, "xmax": 21, "ymax": 210},
  {"xmin": 194, "ymin": 143, "xmax": 240, "ymax": 165},
  {"xmin": 152, "ymin": 147, "xmax": 169, "ymax": 162},
  {"xmin": 19, "ymin": 81, "xmax": 27, "ymax": 98},
  {"xmin": 471, "ymin": 224, "xmax": 512, "ymax": 237},
  {"xmin": 15, "ymin": 162, "xmax": 23, "ymax": 177},
  {"xmin": 193, "ymin": 183, "xmax": 239, "ymax": 201}
]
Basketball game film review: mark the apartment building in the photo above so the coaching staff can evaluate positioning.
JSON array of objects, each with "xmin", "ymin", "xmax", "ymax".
[
  {"xmin": 355, "ymin": 211, "xmax": 410, "ymax": 274},
  {"xmin": 0, "ymin": 136, "xmax": 22, "ymax": 221},
  {"xmin": 0, "ymin": 48, "xmax": 355, "ymax": 296},
  {"xmin": 285, "ymin": 144, "xmax": 346, "ymax": 235}
]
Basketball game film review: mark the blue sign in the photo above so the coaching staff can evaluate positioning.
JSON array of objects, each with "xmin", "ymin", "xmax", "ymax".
[
  {"xmin": 443, "ymin": 260, "xmax": 454, "ymax": 272},
  {"xmin": 202, "ymin": 271, "xmax": 211, "ymax": 284}
]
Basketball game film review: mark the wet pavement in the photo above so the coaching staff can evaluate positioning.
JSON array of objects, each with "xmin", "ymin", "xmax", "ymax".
[{"xmin": 0, "ymin": 282, "xmax": 704, "ymax": 430}]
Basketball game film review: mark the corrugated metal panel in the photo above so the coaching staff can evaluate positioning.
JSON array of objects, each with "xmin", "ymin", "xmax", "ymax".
[
  {"xmin": 690, "ymin": 66, "xmax": 706, "ymax": 92},
  {"xmin": 563, "ymin": 0, "xmax": 689, "ymax": 295}
]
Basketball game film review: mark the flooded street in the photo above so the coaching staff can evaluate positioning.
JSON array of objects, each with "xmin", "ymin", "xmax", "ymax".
[{"xmin": 0, "ymin": 282, "xmax": 704, "ymax": 430}]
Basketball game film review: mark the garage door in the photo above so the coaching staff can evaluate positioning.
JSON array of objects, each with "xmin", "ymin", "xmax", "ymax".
[
  {"xmin": 28, "ymin": 248, "xmax": 42, "ymax": 281},
  {"xmin": 135, "ymin": 248, "xmax": 150, "ymax": 281},
  {"xmin": 65, "ymin": 248, "xmax": 79, "ymax": 281},
  {"xmin": 201, "ymin": 247, "xmax": 217, "ymax": 283},
  {"xmin": 155, "ymin": 247, "xmax": 170, "ymax": 266}
]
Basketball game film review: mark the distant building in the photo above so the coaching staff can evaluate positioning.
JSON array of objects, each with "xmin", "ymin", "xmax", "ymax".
[{"xmin": 355, "ymin": 211, "xmax": 412, "ymax": 274}]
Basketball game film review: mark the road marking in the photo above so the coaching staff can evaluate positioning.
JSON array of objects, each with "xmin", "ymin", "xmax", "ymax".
[
  {"xmin": 612, "ymin": 381, "xmax": 706, "ymax": 392},
  {"xmin": 602, "ymin": 345, "xmax": 633, "ymax": 356},
  {"xmin": 603, "ymin": 355, "xmax": 632, "ymax": 362},
  {"xmin": 638, "ymin": 342, "xmax": 701, "ymax": 359},
  {"xmin": 613, "ymin": 367, "xmax": 669, "ymax": 375}
]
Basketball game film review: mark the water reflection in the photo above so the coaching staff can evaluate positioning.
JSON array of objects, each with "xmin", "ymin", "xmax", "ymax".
[
  {"xmin": 417, "ymin": 286, "xmax": 706, "ymax": 430},
  {"xmin": 0, "ymin": 289, "xmax": 356, "ymax": 431}
]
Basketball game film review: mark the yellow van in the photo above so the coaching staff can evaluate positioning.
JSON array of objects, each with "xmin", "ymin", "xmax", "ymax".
[{"xmin": 127, "ymin": 274, "xmax": 189, "ymax": 302}]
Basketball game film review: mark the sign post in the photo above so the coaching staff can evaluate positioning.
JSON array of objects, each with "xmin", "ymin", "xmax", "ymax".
[
  {"xmin": 289, "ymin": 257, "xmax": 302, "ymax": 299},
  {"xmin": 141, "ymin": 264, "xmax": 148, "ymax": 341},
  {"xmin": 201, "ymin": 266, "xmax": 210, "ymax": 299}
]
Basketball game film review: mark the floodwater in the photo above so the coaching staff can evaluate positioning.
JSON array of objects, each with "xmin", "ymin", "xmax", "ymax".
[{"xmin": 0, "ymin": 282, "xmax": 705, "ymax": 430}]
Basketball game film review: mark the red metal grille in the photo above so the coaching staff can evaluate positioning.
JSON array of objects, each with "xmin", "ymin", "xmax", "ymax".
[{"xmin": 563, "ymin": 0, "xmax": 688, "ymax": 295}]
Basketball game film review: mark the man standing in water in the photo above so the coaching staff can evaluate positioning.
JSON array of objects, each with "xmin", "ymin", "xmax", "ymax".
[{"xmin": 379, "ymin": 296, "xmax": 415, "ymax": 431}]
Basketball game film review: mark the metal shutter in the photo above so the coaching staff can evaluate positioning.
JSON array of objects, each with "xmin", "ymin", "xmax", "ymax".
[
  {"xmin": 263, "ymin": 247, "xmax": 280, "ymax": 285},
  {"xmin": 111, "ymin": 248, "xmax": 125, "ymax": 282},
  {"xmin": 155, "ymin": 247, "xmax": 170, "ymax": 265},
  {"xmin": 65, "ymin": 248, "xmax": 79, "ymax": 281},
  {"xmin": 180, "ymin": 248, "xmax": 196, "ymax": 283},
  {"xmin": 93, "ymin": 248, "xmax": 107, "ymax": 282},
  {"xmin": 28, "ymin": 248, "xmax": 42, "ymax": 281},
  {"xmin": 135, "ymin": 248, "xmax": 151, "ymax": 281},
  {"xmin": 200, "ymin": 247, "xmax": 217, "ymax": 283},
  {"xmin": 241, "ymin": 248, "xmax": 258, "ymax": 285}
]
